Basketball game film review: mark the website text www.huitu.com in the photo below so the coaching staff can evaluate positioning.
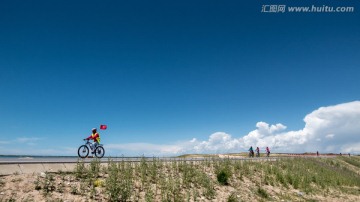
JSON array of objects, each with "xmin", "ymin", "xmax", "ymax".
[{"xmin": 261, "ymin": 5, "xmax": 355, "ymax": 13}]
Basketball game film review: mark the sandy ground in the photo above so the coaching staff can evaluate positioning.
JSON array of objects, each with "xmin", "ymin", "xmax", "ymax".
[{"xmin": 1, "ymin": 171, "xmax": 360, "ymax": 202}]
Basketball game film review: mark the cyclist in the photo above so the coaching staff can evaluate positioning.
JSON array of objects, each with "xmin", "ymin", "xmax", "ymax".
[
  {"xmin": 266, "ymin": 146, "xmax": 270, "ymax": 157},
  {"xmin": 84, "ymin": 128, "xmax": 101, "ymax": 154},
  {"xmin": 248, "ymin": 146, "xmax": 254, "ymax": 157},
  {"xmin": 256, "ymin": 147, "xmax": 260, "ymax": 157}
]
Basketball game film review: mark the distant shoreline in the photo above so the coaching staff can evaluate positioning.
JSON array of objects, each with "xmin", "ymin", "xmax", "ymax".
[{"xmin": 0, "ymin": 155, "xmax": 77, "ymax": 158}]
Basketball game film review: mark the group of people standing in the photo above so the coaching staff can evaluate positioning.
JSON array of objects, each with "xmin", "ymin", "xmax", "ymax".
[{"xmin": 248, "ymin": 146, "xmax": 270, "ymax": 157}]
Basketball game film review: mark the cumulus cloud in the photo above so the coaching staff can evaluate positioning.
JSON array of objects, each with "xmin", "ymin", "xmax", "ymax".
[
  {"xmin": 252, "ymin": 101, "xmax": 359, "ymax": 153},
  {"xmin": 107, "ymin": 101, "xmax": 360, "ymax": 156},
  {"xmin": 247, "ymin": 101, "xmax": 359, "ymax": 153},
  {"xmin": 191, "ymin": 132, "xmax": 242, "ymax": 153}
]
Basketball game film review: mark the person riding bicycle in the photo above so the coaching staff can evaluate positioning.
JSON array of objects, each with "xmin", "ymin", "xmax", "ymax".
[
  {"xmin": 84, "ymin": 128, "xmax": 101, "ymax": 154},
  {"xmin": 266, "ymin": 146, "xmax": 270, "ymax": 156},
  {"xmin": 249, "ymin": 146, "xmax": 254, "ymax": 157},
  {"xmin": 256, "ymin": 147, "xmax": 260, "ymax": 157}
]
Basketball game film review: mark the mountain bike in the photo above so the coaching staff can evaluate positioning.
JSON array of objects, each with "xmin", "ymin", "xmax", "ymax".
[
  {"xmin": 256, "ymin": 151, "xmax": 260, "ymax": 157},
  {"xmin": 78, "ymin": 139, "xmax": 105, "ymax": 158}
]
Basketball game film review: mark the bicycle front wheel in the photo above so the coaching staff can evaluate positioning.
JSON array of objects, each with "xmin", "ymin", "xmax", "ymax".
[
  {"xmin": 78, "ymin": 145, "xmax": 89, "ymax": 158},
  {"xmin": 94, "ymin": 146, "xmax": 105, "ymax": 158}
]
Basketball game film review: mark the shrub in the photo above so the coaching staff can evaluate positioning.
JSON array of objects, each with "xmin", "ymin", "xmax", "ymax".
[
  {"xmin": 216, "ymin": 162, "xmax": 232, "ymax": 186},
  {"xmin": 217, "ymin": 169, "xmax": 230, "ymax": 185},
  {"xmin": 75, "ymin": 160, "xmax": 87, "ymax": 179},
  {"xmin": 227, "ymin": 192, "xmax": 240, "ymax": 202},
  {"xmin": 257, "ymin": 186, "xmax": 269, "ymax": 198}
]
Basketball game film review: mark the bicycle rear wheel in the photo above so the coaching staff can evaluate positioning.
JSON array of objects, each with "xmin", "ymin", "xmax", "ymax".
[
  {"xmin": 78, "ymin": 145, "xmax": 89, "ymax": 158},
  {"xmin": 94, "ymin": 146, "xmax": 105, "ymax": 158}
]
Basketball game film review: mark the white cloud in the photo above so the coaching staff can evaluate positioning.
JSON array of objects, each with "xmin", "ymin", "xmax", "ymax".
[
  {"xmin": 191, "ymin": 132, "xmax": 242, "ymax": 153},
  {"xmin": 301, "ymin": 101, "xmax": 360, "ymax": 152},
  {"xmin": 340, "ymin": 142, "xmax": 360, "ymax": 153},
  {"xmin": 325, "ymin": 134, "xmax": 335, "ymax": 139},
  {"xmin": 105, "ymin": 101, "xmax": 360, "ymax": 156},
  {"xmin": 243, "ymin": 101, "xmax": 359, "ymax": 153}
]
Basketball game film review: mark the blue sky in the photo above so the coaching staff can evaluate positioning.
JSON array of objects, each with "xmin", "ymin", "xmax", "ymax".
[{"xmin": 0, "ymin": 0, "xmax": 359, "ymax": 156}]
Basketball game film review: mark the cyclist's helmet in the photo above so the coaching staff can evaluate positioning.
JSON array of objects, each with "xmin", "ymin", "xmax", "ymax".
[{"xmin": 92, "ymin": 128, "xmax": 97, "ymax": 132}]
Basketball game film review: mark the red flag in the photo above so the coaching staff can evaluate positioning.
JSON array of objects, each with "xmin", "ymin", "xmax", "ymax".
[{"xmin": 100, "ymin": 125, "xmax": 107, "ymax": 130}]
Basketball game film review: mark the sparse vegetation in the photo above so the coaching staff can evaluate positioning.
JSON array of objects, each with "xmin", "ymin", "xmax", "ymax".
[
  {"xmin": 340, "ymin": 156, "xmax": 360, "ymax": 168},
  {"xmin": 1, "ymin": 156, "xmax": 360, "ymax": 201},
  {"xmin": 32, "ymin": 172, "xmax": 56, "ymax": 197},
  {"xmin": 257, "ymin": 186, "xmax": 269, "ymax": 198},
  {"xmin": 227, "ymin": 192, "xmax": 240, "ymax": 202}
]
